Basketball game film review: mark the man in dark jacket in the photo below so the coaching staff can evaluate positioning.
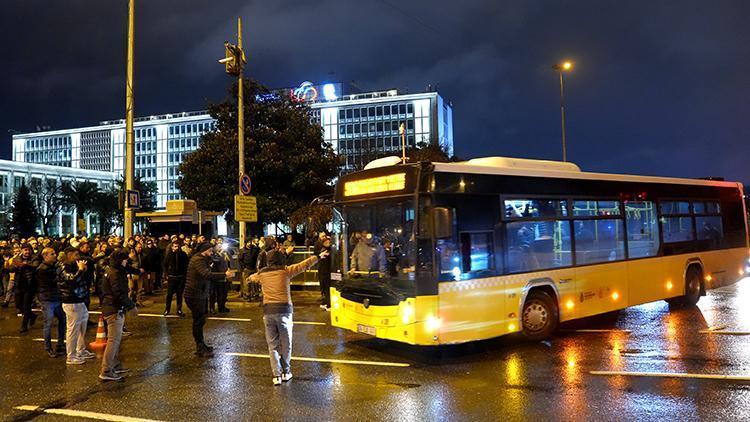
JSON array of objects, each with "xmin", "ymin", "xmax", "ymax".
[
  {"xmin": 184, "ymin": 242, "xmax": 232, "ymax": 357},
  {"xmin": 162, "ymin": 241, "xmax": 188, "ymax": 316},
  {"xmin": 77, "ymin": 241, "xmax": 96, "ymax": 326},
  {"xmin": 317, "ymin": 237, "xmax": 333, "ymax": 310},
  {"xmin": 37, "ymin": 247, "xmax": 66, "ymax": 357},
  {"xmin": 58, "ymin": 247, "xmax": 93, "ymax": 365},
  {"xmin": 12, "ymin": 243, "xmax": 38, "ymax": 333},
  {"xmin": 99, "ymin": 249, "xmax": 137, "ymax": 381},
  {"xmin": 238, "ymin": 240, "xmax": 259, "ymax": 300},
  {"xmin": 210, "ymin": 243, "xmax": 231, "ymax": 314}
]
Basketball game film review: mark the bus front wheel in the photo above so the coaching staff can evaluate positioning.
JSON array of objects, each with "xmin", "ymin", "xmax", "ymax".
[{"xmin": 521, "ymin": 290, "xmax": 559, "ymax": 341}]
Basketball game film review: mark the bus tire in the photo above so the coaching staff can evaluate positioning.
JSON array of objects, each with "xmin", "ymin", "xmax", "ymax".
[
  {"xmin": 681, "ymin": 266, "xmax": 703, "ymax": 306},
  {"xmin": 521, "ymin": 290, "xmax": 559, "ymax": 341}
]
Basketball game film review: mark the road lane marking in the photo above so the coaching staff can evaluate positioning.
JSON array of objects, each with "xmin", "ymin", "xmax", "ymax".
[
  {"xmin": 226, "ymin": 352, "xmax": 410, "ymax": 367},
  {"xmin": 137, "ymin": 313, "xmax": 180, "ymax": 318},
  {"xmin": 698, "ymin": 330, "xmax": 750, "ymax": 335},
  {"xmin": 560, "ymin": 329, "xmax": 632, "ymax": 334},
  {"xmin": 703, "ymin": 325, "xmax": 728, "ymax": 332},
  {"xmin": 207, "ymin": 316, "xmax": 325, "ymax": 325},
  {"xmin": 590, "ymin": 370, "xmax": 750, "ymax": 381},
  {"xmin": 208, "ymin": 317, "xmax": 253, "ymax": 322},
  {"xmin": 13, "ymin": 406, "xmax": 165, "ymax": 422}
]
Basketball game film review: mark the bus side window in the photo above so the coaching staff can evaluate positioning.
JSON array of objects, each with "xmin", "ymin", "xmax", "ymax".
[
  {"xmin": 459, "ymin": 232, "xmax": 493, "ymax": 273},
  {"xmin": 625, "ymin": 201, "xmax": 659, "ymax": 258}
]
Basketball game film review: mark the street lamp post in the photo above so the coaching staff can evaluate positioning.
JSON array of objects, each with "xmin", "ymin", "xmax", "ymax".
[
  {"xmin": 124, "ymin": 0, "xmax": 136, "ymax": 239},
  {"xmin": 554, "ymin": 61, "xmax": 573, "ymax": 162}
]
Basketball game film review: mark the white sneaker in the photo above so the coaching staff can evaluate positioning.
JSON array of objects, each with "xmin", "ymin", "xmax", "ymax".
[
  {"xmin": 281, "ymin": 372, "xmax": 293, "ymax": 382},
  {"xmin": 78, "ymin": 350, "xmax": 95, "ymax": 360},
  {"xmin": 319, "ymin": 304, "xmax": 327, "ymax": 310},
  {"xmin": 66, "ymin": 358, "xmax": 86, "ymax": 365},
  {"xmin": 272, "ymin": 376, "xmax": 282, "ymax": 386}
]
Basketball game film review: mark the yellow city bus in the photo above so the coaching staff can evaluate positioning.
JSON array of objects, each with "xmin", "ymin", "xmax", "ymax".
[{"xmin": 329, "ymin": 156, "xmax": 749, "ymax": 345}]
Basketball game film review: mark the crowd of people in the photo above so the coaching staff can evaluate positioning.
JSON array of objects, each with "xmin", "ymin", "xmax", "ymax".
[{"xmin": 0, "ymin": 231, "xmax": 333, "ymax": 385}]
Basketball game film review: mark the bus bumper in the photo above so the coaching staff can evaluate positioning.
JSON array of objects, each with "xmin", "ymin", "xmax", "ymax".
[{"xmin": 329, "ymin": 289, "xmax": 440, "ymax": 346}]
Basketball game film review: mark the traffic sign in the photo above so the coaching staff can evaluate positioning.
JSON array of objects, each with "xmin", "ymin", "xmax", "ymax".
[
  {"xmin": 234, "ymin": 195, "xmax": 257, "ymax": 222},
  {"xmin": 239, "ymin": 174, "xmax": 252, "ymax": 195},
  {"xmin": 126, "ymin": 190, "xmax": 140, "ymax": 209}
]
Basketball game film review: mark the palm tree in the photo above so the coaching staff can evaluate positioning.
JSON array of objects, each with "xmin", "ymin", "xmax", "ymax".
[{"xmin": 62, "ymin": 181, "xmax": 101, "ymax": 233}]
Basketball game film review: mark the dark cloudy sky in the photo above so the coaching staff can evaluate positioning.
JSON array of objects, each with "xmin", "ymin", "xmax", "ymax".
[{"xmin": 1, "ymin": 1, "xmax": 748, "ymax": 181}]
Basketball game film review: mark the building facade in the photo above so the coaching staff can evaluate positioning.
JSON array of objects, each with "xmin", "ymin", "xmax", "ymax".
[
  {"xmin": 12, "ymin": 83, "xmax": 453, "ymax": 207},
  {"xmin": 0, "ymin": 160, "xmax": 115, "ymax": 237}
]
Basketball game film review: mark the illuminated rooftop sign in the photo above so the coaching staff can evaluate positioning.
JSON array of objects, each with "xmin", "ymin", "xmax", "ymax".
[
  {"xmin": 344, "ymin": 173, "xmax": 406, "ymax": 197},
  {"xmin": 290, "ymin": 81, "xmax": 341, "ymax": 103}
]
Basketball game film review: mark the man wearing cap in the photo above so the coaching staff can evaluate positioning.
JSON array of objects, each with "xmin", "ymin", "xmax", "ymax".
[
  {"xmin": 184, "ymin": 242, "xmax": 232, "ymax": 357},
  {"xmin": 250, "ymin": 246, "xmax": 329, "ymax": 385}
]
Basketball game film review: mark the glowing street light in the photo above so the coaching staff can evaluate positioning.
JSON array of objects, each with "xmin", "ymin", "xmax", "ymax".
[{"xmin": 553, "ymin": 60, "xmax": 574, "ymax": 162}]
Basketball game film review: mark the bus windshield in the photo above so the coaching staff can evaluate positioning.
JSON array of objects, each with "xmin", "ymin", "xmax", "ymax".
[{"xmin": 338, "ymin": 199, "xmax": 419, "ymax": 296}]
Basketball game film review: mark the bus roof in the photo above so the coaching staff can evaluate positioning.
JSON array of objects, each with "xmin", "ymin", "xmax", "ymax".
[{"xmin": 429, "ymin": 156, "xmax": 741, "ymax": 189}]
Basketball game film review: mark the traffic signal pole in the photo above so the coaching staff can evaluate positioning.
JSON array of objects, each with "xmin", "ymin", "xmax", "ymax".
[
  {"xmin": 218, "ymin": 18, "xmax": 248, "ymax": 246},
  {"xmin": 237, "ymin": 18, "xmax": 246, "ymax": 248},
  {"xmin": 124, "ymin": 0, "xmax": 135, "ymax": 239}
]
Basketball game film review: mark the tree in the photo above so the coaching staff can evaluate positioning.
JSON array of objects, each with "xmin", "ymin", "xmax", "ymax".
[
  {"xmin": 10, "ymin": 183, "xmax": 39, "ymax": 237},
  {"xmin": 178, "ymin": 78, "xmax": 340, "ymax": 227},
  {"xmin": 29, "ymin": 178, "xmax": 64, "ymax": 236},
  {"xmin": 92, "ymin": 187, "xmax": 121, "ymax": 235},
  {"xmin": 61, "ymin": 181, "xmax": 100, "ymax": 225},
  {"xmin": 116, "ymin": 176, "xmax": 158, "ymax": 212},
  {"xmin": 115, "ymin": 176, "xmax": 158, "ymax": 230}
]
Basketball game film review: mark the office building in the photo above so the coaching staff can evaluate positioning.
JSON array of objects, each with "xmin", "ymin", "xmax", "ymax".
[
  {"xmin": 11, "ymin": 82, "xmax": 453, "ymax": 207},
  {"xmin": 0, "ymin": 160, "xmax": 115, "ymax": 237}
]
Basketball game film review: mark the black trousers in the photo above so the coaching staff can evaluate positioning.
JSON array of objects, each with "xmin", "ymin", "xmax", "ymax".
[
  {"xmin": 209, "ymin": 281, "xmax": 228, "ymax": 311},
  {"xmin": 20, "ymin": 288, "xmax": 36, "ymax": 329},
  {"xmin": 319, "ymin": 276, "xmax": 331, "ymax": 307},
  {"xmin": 186, "ymin": 297, "xmax": 206, "ymax": 348},
  {"xmin": 165, "ymin": 277, "xmax": 185, "ymax": 313}
]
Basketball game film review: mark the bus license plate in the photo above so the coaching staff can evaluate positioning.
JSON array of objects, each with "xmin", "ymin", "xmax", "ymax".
[{"xmin": 357, "ymin": 324, "xmax": 376, "ymax": 336}]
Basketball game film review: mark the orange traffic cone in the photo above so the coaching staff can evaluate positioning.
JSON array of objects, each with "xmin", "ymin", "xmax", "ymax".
[{"xmin": 89, "ymin": 315, "xmax": 108, "ymax": 351}]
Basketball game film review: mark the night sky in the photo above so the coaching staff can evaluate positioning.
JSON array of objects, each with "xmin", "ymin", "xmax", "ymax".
[{"xmin": 1, "ymin": 1, "xmax": 748, "ymax": 182}]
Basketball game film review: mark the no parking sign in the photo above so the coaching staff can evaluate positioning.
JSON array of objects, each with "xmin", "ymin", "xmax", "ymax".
[{"xmin": 239, "ymin": 174, "xmax": 252, "ymax": 195}]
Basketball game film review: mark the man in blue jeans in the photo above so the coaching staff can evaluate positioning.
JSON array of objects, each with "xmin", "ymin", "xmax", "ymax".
[
  {"xmin": 36, "ymin": 247, "xmax": 66, "ymax": 358},
  {"xmin": 251, "ymin": 247, "xmax": 327, "ymax": 385}
]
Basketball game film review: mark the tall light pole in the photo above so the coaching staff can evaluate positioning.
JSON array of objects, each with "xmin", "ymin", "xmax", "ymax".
[
  {"xmin": 554, "ymin": 60, "xmax": 573, "ymax": 162},
  {"xmin": 124, "ymin": 0, "xmax": 136, "ymax": 238},
  {"xmin": 219, "ymin": 18, "xmax": 247, "ymax": 246}
]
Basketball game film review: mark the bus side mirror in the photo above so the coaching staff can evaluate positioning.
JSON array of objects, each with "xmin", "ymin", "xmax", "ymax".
[{"xmin": 432, "ymin": 207, "xmax": 454, "ymax": 239}]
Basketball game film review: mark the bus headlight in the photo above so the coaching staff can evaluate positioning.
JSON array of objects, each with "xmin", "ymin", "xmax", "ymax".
[
  {"xmin": 332, "ymin": 294, "xmax": 340, "ymax": 310},
  {"xmin": 401, "ymin": 303, "xmax": 413, "ymax": 324},
  {"xmin": 426, "ymin": 314, "xmax": 442, "ymax": 332}
]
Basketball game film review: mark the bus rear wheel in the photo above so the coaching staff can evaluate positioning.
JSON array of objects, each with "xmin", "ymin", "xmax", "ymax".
[{"xmin": 521, "ymin": 290, "xmax": 559, "ymax": 341}]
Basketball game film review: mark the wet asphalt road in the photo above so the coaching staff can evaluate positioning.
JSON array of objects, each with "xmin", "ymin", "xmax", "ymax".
[{"xmin": 2, "ymin": 280, "xmax": 750, "ymax": 422}]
